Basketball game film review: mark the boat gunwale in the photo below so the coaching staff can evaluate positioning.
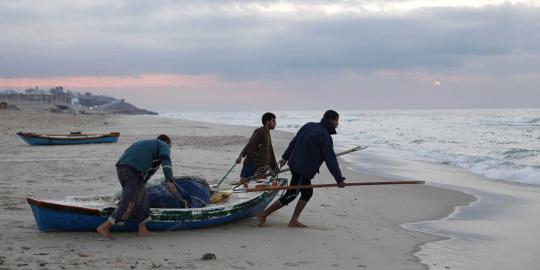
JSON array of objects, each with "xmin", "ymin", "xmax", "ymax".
[
  {"xmin": 27, "ymin": 197, "xmax": 101, "ymax": 216},
  {"xmin": 28, "ymin": 191, "xmax": 266, "ymax": 216},
  {"xmin": 26, "ymin": 178, "xmax": 286, "ymax": 218},
  {"xmin": 17, "ymin": 131, "xmax": 120, "ymax": 141}
]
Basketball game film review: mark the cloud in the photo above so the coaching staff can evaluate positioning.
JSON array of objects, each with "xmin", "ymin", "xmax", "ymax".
[
  {"xmin": 0, "ymin": 1, "xmax": 539, "ymax": 110},
  {"xmin": 0, "ymin": 1, "xmax": 539, "ymax": 79}
]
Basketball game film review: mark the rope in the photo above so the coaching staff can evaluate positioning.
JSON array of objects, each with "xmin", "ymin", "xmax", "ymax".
[{"xmin": 232, "ymin": 165, "xmax": 277, "ymax": 189}]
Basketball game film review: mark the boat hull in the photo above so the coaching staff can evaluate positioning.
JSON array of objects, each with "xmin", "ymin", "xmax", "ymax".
[
  {"xmin": 28, "ymin": 179, "xmax": 285, "ymax": 232},
  {"xmin": 17, "ymin": 132, "xmax": 120, "ymax": 146}
]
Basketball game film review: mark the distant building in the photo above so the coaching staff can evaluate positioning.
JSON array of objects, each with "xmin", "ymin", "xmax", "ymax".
[
  {"xmin": 0, "ymin": 89, "xmax": 18, "ymax": 95},
  {"xmin": 1, "ymin": 86, "xmax": 123, "ymax": 108},
  {"xmin": 25, "ymin": 87, "xmax": 47, "ymax": 95},
  {"xmin": 49, "ymin": 86, "xmax": 64, "ymax": 95}
]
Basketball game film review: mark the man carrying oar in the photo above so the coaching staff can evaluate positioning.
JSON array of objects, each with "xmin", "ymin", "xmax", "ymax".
[
  {"xmin": 235, "ymin": 112, "xmax": 279, "ymax": 187},
  {"xmin": 257, "ymin": 110, "xmax": 345, "ymax": 228}
]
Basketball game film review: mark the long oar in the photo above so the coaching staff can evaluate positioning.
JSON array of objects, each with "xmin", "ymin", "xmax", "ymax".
[
  {"xmin": 234, "ymin": 180, "xmax": 425, "ymax": 193},
  {"xmin": 214, "ymin": 163, "xmax": 237, "ymax": 189},
  {"xmin": 232, "ymin": 145, "xmax": 369, "ymax": 189},
  {"xmin": 275, "ymin": 145, "xmax": 369, "ymax": 176}
]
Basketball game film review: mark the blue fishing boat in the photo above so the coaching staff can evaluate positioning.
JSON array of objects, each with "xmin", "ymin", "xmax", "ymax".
[
  {"xmin": 27, "ymin": 178, "xmax": 286, "ymax": 232},
  {"xmin": 17, "ymin": 131, "xmax": 120, "ymax": 146}
]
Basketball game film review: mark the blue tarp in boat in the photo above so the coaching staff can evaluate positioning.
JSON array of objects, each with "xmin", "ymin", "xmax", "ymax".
[{"xmin": 146, "ymin": 176, "xmax": 210, "ymax": 208}]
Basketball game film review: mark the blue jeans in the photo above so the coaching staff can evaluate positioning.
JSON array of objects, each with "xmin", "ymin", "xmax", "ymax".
[{"xmin": 240, "ymin": 163, "xmax": 257, "ymax": 178}]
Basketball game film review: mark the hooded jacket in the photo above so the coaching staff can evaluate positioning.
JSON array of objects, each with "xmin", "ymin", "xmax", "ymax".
[
  {"xmin": 239, "ymin": 126, "xmax": 278, "ymax": 171},
  {"xmin": 282, "ymin": 118, "xmax": 344, "ymax": 182}
]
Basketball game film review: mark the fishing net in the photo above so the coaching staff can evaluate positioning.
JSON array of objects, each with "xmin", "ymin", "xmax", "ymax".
[
  {"xmin": 114, "ymin": 176, "xmax": 211, "ymax": 208},
  {"xmin": 146, "ymin": 176, "xmax": 211, "ymax": 208}
]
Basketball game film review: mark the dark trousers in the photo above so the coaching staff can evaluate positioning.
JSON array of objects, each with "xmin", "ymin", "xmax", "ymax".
[
  {"xmin": 278, "ymin": 170, "xmax": 313, "ymax": 206},
  {"xmin": 109, "ymin": 165, "xmax": 150, "ymax": 225}
]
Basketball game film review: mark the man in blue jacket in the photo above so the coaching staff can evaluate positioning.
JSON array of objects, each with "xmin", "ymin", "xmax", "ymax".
[
  {"xmin": 257, "ymin": 110, "xmax": 345, "ymax": 228},
  {"xmin": 97, "ymin": 134, "xmax": 176, "ymax": 240}
]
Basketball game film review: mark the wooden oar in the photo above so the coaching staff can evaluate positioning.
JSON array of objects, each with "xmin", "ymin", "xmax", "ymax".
[
  {"xmin": 231, "ymin": 145, "xmax": 369, "ymax": 189},
  {"xmin": 275, "ymin": 145, "xmax": 369, "ymax": 175},
  {"xmin": 234, "ymin": 180, "xmax": 425, "ymax": 193}
]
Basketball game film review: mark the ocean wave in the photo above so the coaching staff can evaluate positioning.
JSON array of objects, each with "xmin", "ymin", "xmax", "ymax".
[
  {"xmin": 469, "ymin": 164, "xmax": 540, "ymax": 186},
  {"xmin": 527, "ymin": 117, "xmax": 540, "ymax": 123},
  {"xmin": 162, "ymin": 109, "xmax": 540, "ymax": 186},
  {"xmin": 417, "ymin": 151, "xmax": 540, "ymax": 185},
  {"xmin": 479, "ymin": 115, "xmax": 540, "ymax": 126},
  {"xmin": 501, "ymin": 148, "xmax": 540, "ymax": 160}
]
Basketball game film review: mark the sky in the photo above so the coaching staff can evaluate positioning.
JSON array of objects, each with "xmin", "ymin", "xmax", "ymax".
[{"xmin": 1, "ymin": 0, "xmax": 539, "ymax": 112}]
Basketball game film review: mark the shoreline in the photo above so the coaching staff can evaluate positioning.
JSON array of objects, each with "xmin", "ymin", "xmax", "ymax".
[
  {"xmin": 338, "ymin": 157, "xmax": 478, "ymax": 270},
  {"xmin": 157, "ymin": 114, "xmax": 480, "ymax": 269},
  {"xmin": 346, "ymin": 151, "xmax": 540, "ymax": 270},
  {"xmin": 1, "ymin": 111, "xmax": 476, "ymax": 269},
  {"xmin": 160, "ymin": 112, "xmax": 540, "ymax": 269}
]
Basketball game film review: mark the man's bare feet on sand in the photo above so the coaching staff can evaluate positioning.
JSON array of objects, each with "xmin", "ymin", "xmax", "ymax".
[
  {"xmin": 96, "ymin": 224, "xmax": 114, "ymax": 240},
  {"xmin": 137, "ymin": 227, "xmax": 157, "ymax": 237},
  {"xmin": 288, "ymin": 221, "xmax": 307, "ymax": 228},
  {"xmin": 256, "ymin": 213, "xmax": 268, "ymax": 227},
  {"xmin": 137, "ymin": 223, "xmax": 157, "ymax": 237},
  {"xmin": 137, "ymin": 231, "xmax": 158, "ymax": 237}
]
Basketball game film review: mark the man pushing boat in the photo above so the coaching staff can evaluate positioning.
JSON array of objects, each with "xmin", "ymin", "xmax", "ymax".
[
  {"xmin": 97, "ymin": 134, "xmax": 176, "ymax": 240},
  {"xmin": 257, "ymin": 110, "xmax": 345, "ymax": 228}
]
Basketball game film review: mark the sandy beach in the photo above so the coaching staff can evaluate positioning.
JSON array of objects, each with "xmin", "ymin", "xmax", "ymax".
[
  {"xmin": 352, "ymin": 152, "xmax": 540, "ymax": 270},
  {"xmin": 0, "ymin": 109, "xmax": 475, "ymax": 270}
]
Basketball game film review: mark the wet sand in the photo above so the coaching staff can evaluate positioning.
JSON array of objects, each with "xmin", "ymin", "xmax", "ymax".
[{"xmin": 347, "ymin": 152, "xmax": 540, "ymax": 270}]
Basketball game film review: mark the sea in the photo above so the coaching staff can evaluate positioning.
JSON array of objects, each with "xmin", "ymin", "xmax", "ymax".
[{"xmin": 162, "ymin": 109, "xmax": 540, "ymax": 187}]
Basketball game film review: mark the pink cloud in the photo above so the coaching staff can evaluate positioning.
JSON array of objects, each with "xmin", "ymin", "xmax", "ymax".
[
  {"xmin": 1, "ymin": 74, "xmax": 244, "ymax": 89},
  {"xmin": 0, "ymin": 73, "xmax": 289, "ymax": 111}
]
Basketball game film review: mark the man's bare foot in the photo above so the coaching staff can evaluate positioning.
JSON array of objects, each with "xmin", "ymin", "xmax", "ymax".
[
  {"xmin": 288, "ymin": 221, "xmax": 307, "ymax": 228},
  {"xmin": 137, "ymin": 231, "xmax": 158, "ymax": 237},
  {"xmin": 137, "ymin": 226, "xmax": 157, "ymax": 237},
  {"xmin": 137, "ymin": 228, "xmax": 157, "ymax": 237},
  {"xmin": 256, "ymin": 213, "xmax": 267, "ymax": 227},
  {"xmin": 96, "ymin": 224, "xmax": 114, "ymax": 240}
]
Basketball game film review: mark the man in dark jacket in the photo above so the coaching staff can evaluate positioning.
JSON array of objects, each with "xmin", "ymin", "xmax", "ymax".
[
  {"xmin": 235, "ymin": 112, "xmax": 278, "ymax": 187},
  {"xmin": 257, "ymin": 110, "xmax": 345, "ymax": 227},
  {"xmin": 97, "ymin": 134, "xmax": 176, "ymax": 240}
]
